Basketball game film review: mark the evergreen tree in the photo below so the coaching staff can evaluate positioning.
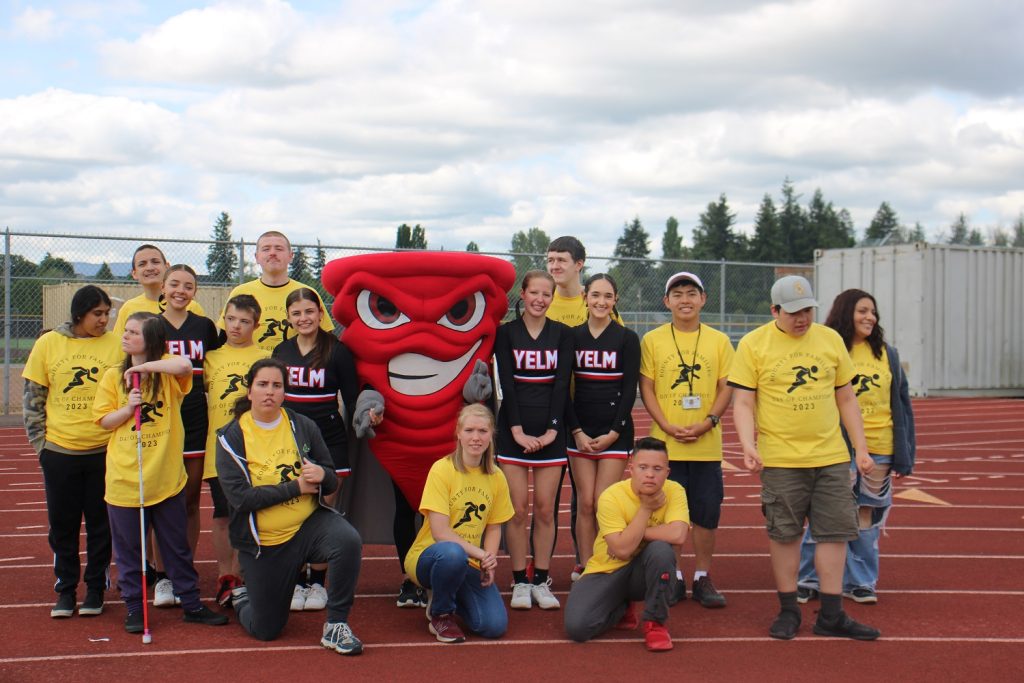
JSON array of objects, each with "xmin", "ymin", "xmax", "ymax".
[
  {"xmin": 396, "ymin": 223, "xmax": 412, "ymax": 248},
  {"xmin": 1013, "ymin": 214, "xmax": 1024, "ymax": 248},
  {"xmin": 947, "ymin": 213, "xmax": 970, "ymax": 244},
  {"xmin": 991, "ymin": 228, "xmax": 1010, "ymax": 247},
  {"xmin": 779, "ymin": 180, "xmax": 810, "ymax": 261},
  {"xmin": 908, "ymin": 222, "xmax": 928, "ymax": 243},
  {"xmin": 466, "ymin": 241, "xmax": 480, "ymax": 252},
  {"xmin": 206, "ymin": 211, "xmax": 238, "ymax": 283},
  {"xmin": 411, "ymin": 224, "xmax": 428, "ymax": 249},
  {"xmin": 691, "ymin": 194, "xmax": 743, "ymax": 261},
  {"xmin": 510, "ymin": 227, "xmax": 551, "ymax": 273},
  {"xmin": 750, "ymin": 194, "xmax": 783, "ymax": 262},
  {"xmin": 39, "ymin": 252, "xmax": 75, "ymax": 279},
  {"xmin": 967, "ymin": 229, "xmax": 985, "ymax": 246},
  {"xmin": 290, "ymin": 246, "xmax": 311, "ymax": 283},
  {"xmin": 611, "ymin": 217, "xmax": 655, "ymax": 312},
  {"xmin": 661, "ymin": 216, "xmax": 685, "ymax": 261},
  {"xmin": 313, "ymin": 240, "xmax": 327, "ymax": 282},
  {"xmin": 95, "ymin": 262, "xmax": 114, "ymax": 280},
  {"xmin": 865, "ymin": 202, "xmax": 902, "ymax": 244}
]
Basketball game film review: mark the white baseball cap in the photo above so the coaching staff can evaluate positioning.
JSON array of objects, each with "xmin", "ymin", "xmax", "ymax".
[
  {"xmin": 771, "ymin": 275, "xmax": 818, "ymax": 313},
  {"xmin": 664, "ymin": 271, "xmax": 704, "ymax": 295}
]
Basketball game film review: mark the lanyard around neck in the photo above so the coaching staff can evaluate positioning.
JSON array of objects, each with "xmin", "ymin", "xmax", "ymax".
[{"xmin": 669, "ymin": 323, "xmax": 701, "ymax": 395}]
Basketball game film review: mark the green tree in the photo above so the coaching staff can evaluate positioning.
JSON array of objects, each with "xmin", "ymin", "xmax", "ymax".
[
  {"xmin": 779, "ymin": 180, "xmax": 810, "ymax": 262},
  {"xmin": 692, "ymin": 194, "xmax": 743, "ymax": 261},
  {"xmin": 803, "ymin": 190, "xmax": 855, "ymax": 253},
  {"xmin": 661, "ymin": 216, "xmax": 685, "ymax": 261},
  {"xmin": 39, "ymin": 252, "xmax": 75, "ymax": 279},
  {"xmin": 1012, "ymin": 214, "xmax": 1024, "ymax": 247},
  {"xmin": 947, "ymin": 213, "xmax": 970, "ymax": 244},
  {"xmin": 206, "ymin": 211, "xmax": 238, "ymax": 283},
  {"xmin": 750, "ymin": 194, "xmax": 784, "ymax": 262},
  {"xmin": 610, "ymin": 217, "xmax": 656, "ymax": 312},
  {"xmin": 396, "ymin": 223, "xmax": 428, "ymax": 249},
  {"xmin": 908, "ymin": 222, "xmax": 928, "ymax": 243},
  {"xmin": 95, "ymin": 262, "xmax": 115, "ymax": 280},
  {"xmin": 991, "ymin": 228, "xmax": 1010, "ymax": 247},
  {"xmin": 509, "ymin": 227, "xmax": 551, "ymax": 274},
  {"xmin": 0, "ymin": 254, "xmax": 41, "ymax": 315},
  {"xmin": 290, "ymin": 246, "xmax": 311, "ymax": 283},
  {"xmin": 967, "ymin": 229, "xmax": 985, "ymax": 246},
  {"xmin": 312, "ymin": 240, "xmax": 327, "ymax": 282},
  {"xmin": 865, "ymin": 202, "xmax": 902, "ymax": 244},
  {"xmin": 466, "ymin": 241, "xmax": 480, "ymax": 252}
]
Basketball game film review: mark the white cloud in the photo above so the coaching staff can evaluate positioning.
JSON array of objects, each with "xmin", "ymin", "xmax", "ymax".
[{"xmin": 11, "ymin": 6, "xmax": 60, "ymax": 40}]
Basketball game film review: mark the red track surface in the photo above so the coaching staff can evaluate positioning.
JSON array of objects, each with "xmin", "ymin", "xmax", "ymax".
[{"xmin": 2, "ymin": 397, "xmax": 1023, "ymax": 681}]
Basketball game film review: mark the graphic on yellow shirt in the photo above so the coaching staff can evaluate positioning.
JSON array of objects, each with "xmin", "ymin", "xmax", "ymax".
[
  {"xmin": 219, "ymin": 279, "xmax": 333, "ymax": 352},
  {"xmin": 240, "ymin": 411, "xmax": 317, "ymax": 546},
  {"xmin": 94, "ymin": 356, "xmax": 192, "ymax": 507},
  {"xmin": 113, "ymin": 294, "xmax": 205, "ymax": 336},
  {"xmin": 404, "ymin": 457, "xmax": 515, "ymax": 583},
  {"xmin": 585, "ymin": 479, "xmax": 689, "ymax": 575},
  {"xmin": 851, "ymin": 342, "xmax": 893, "ymax": 455},
  {"xmin": 728, "ymin": 322, "xmax": 855, "ymax": 468},
  {"xmin": 203, "ymin": 344, "xmax": 272, "ymax": 479},
  {"xmin": 640, "ymin": 323, "xmax": 734, "ymax": 461}
]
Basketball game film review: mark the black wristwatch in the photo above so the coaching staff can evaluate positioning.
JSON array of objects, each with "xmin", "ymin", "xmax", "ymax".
[{"xmin": 707, "ymin": 414, "xmax": 720, "ymax": 428}]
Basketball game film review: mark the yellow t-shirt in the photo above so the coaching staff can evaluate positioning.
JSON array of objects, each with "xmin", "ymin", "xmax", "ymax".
[
  {"xmin": 585, "ymin": 478, "xmax": 690, "ymax": 575},
  {"xmin": 546, "ymin": 291, "xmax": 624, "ymax": 327},
  {"xmin": 639, "ymin": 323, "xmax": 734, "ymax": 461},
  {"xmin": 113, "ymin": 294, "xmax": 205, "ymax": 337},
  {"xmin": 203, "ymin": 344, "xmax": 272, "ymax": 479},
  {"xmin": 240, "ymin": 410, "xmax": 317, "ymax": 546},
  {"xmin": 728, "ymin": 322, "xmax": 855, "ymax": 468},
  {"xmin": 404, "ymin": 457, "xmax": 515, "ymax": 584},
  {"xmin": 22, "ymin": 331, "xmax": 122, "ymax": 451},
  {"xmin": 94, "ymin": 356, "xmax": 192, "ymax": 506},
  {"xmin": 219, "ymin": 279, "xmax": 333, "ymax": 353},
  {"xmin": 851, "ymin": 342, "xmax": 893, "ymax": 456}
]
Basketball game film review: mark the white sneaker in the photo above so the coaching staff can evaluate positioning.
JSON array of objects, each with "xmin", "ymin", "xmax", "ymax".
[
  {"xmin": 153, "ymin": 578, "xmax": 176, "ymax": 608},
  {"xmin": 510, "ymin": 582, "xmax": 532, "ymax": 610},
  {"xmin": 290, "ymin": 584, "xmax": 308, "ymax": 611},
  {"xmin": 530, "ymin": 579, "xmax": 561, "ymax": 610},
  {"xmin": 304, "ymin": 583, "xmax": 328, "ymax": 611}
]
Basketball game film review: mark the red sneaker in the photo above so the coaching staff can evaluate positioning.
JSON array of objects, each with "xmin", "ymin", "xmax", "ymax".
[
  {"xmin": 216, "ymin": 574, "xmax": 242, "ymax": 606},
  {"xmin": 643, "ymin": 620, "xmax": 674, "ymax": 652},
  {"xmin": 615, "ymin": 602, "xmax": 639, "ymax": 630},
  {"xmin": 429, "ymin": 613, "xmax": 466, "ymax": 643}
]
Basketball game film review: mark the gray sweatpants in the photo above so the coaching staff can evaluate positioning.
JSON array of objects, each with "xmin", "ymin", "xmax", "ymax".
[
  {"xmin": 235, "ymin": 507, "xmax": 362, "ymax": 641},
  {"xmin": 564, "ymin": 540, "xmax": 677, "ymax": 642}
]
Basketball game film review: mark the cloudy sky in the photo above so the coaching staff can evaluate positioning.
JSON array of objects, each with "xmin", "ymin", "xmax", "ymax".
[{"xmin": 1, "ymin": 0, "xmax": 1022, "ymax": 259}]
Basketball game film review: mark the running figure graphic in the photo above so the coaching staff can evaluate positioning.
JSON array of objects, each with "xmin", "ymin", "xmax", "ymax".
[
  {"xmin": 452, "ymin": 501, "xmax": 487, "ymax": 529},
  {"xmin": 63, "ymin": 366, "xmax": 100, "ymax": 393},
  {"xmin": 787, "ymin": 365, "xmax": 819, "ymax": 393},
  {"xmin": 670, "ymin": 361, "xmax": 702, "ymax": 390},
  {"xmin": 258, "ymin": 318, "xmax": 291, "ymax": 344},
  {"xmin": 219, "ymin": 373, "xmax": 247, "ymax": 400},
  {"xmin": 854, "ymin": 373, "xmax": 881, "ymax": 396}
]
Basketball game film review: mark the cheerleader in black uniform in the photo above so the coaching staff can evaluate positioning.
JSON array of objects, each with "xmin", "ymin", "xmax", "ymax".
[
  {"xmin": 566, "ymin": 273, "xmax": 640, "ymax": 569},
  {"xmin": 157, "ymin": 264, "xmax": 221, "ymax": 606},
  {"xmin": 495, "ymin": 270, "xmax": 573, "ymax": 611},
  {"xmin": 273, "ymin": 287, "xmax": 378, "ymax": 611}
]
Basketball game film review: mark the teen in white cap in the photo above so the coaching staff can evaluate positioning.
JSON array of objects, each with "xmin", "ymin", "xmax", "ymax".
[{"xmin": 638, "ymin": 271, "xmax": 734, "ymax": 607}]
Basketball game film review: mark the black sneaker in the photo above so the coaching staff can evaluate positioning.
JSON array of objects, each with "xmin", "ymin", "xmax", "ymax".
[
  {"xmin": 691, "ymin": 575, "xmax": 727, "ymax": 608},
  {"xmin": 397, "ymin": 579, "xmax": 427, "ymax": 608},
  {"xmin": 51, "ymin": 591, "xmax": 75, "ymax": 618},
  {"xmin": 79, "ymin": 589, "xmax": 104, "ymax": 617},
  {"xmin": 769, "ymin": 610, "xmax": 801, "ymax": 640},
  {"xmin": 813, "ymin": 611, "xmax": 880, "ymax": 641},
  {"xmin": 669, "ymin": 575, "xmax": 686, "ymax": 605},
  {"xmin": 125, "ymin": 610, "xmax": 144, "ymax": 633},
  {"xmin": 183, "ymin": 605, "xmax": 229, "ymax": 626},
  {"xmin": 796, "ymin": 586, "xmax": 819, "ymax": 604},
  {"xmin": 843, "ymin": 587, "xmax": 878, "ymax": 604}
]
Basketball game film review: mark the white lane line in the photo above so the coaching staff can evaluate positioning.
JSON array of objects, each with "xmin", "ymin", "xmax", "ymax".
[
  {"xmin": 0, "ymin": 557, "xmax": 32, "ymax": 563},
  {"xmin": 15, "ymin": 525, "xmax": 45, "ymax": 530}
]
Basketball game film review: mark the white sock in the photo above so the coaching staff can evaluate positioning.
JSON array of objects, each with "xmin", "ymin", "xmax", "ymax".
[
  {"xmin": 675, "ymin": 570, "xmax": 684, "ymax": 581},
  {"xmin": 693, "ymin": 570, "xmax": 708, "ymax": 582}
]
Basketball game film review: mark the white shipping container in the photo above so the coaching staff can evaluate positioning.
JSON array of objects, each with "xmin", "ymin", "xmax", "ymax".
[{"xmin": 814, "ymin": 243, "xmax": 1024, "ymax": 397}]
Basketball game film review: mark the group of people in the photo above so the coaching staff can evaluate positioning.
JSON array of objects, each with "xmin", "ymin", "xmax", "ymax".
[{"xmin": 25, "ymin": 230, "xmax": 914, "ymax": 655}]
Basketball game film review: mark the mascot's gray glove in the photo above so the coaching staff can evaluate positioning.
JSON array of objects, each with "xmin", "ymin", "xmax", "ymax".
[
  {"xmin": 353, "ymin": 389, "xmax": 385, "ymax": 439},
  {"xmin": 462, "ymin": 359, "xmax": 492, "ymax": 403}
]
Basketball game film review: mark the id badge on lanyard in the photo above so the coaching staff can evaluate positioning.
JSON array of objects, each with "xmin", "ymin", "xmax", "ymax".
[{"xmin": 682, "ymin": 395, "xmax": 702, "ymax": 410}]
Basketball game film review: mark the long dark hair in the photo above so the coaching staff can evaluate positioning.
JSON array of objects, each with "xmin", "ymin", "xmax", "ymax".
[
  {"xmin": 583, "ymin": 272, "xmax": 621, "ymax": 321},
  {"xmin": 824, "ymin": 289, "xmax": 885, "ymax": 359},
  {"xmin": 71, "ymin": 285, "xmax": 112, "ymax": 326},
  {"xmin": 285, "ymin": 288, "xmax": 336, "ymax": 369},
  {"xmin": 514, "ymin": 270, "xmax": 555, "ymax": 318},
  {"xmin": 232, "ymin": 358, "xmax": 288, "ymax": 418},
  {"xmin": 121, "ymin": 312, "xmax": 167, "ymax": 402}
]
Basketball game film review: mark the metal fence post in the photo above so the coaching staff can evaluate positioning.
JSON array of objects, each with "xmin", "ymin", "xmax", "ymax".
[
  {"xmin": 236, "ymin": 239, "xmax": 245, "ymax": 284},
  {"xmin": 720, "ymin": 258, "xmax": 726, "ymax": 322},
  {"xmin": 4, "ymin": 227, "xmax": 11, "ymax": 415}
]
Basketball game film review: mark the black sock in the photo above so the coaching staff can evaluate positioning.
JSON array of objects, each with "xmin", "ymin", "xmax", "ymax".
[
  {"xmin": 512, "ymin": 570, "xmax": 528, "ymax": 585},
  {"xmin": 296, "ymin": 566, "xmax": 308, "ymax": 586},
  {"xmin": 309, "ymin": 568, "xmax": 326, "ymax": 586},
  {"xmin": 533, "ymin": 568, "xmax": 549, "ymax": 585},
  {"xmin": 155, "ymin": 571, "xmax": 168, "ymax": 582},
  {"xmin": 820, "ymin": 592, "xmax": 842, "ymax": 620},
  {"xmin": 777, "ymin": 590, "xmax": 800, "ymax": 616}
]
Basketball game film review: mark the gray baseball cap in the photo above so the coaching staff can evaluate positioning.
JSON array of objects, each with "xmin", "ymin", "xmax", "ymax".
[{"xmin": 771, "ymin": 275, "xmax": 818, "ymax": 313}]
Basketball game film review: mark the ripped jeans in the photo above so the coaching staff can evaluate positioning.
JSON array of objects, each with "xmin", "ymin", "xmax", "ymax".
[{"xmin": 797, "ymin": 454, "xmax": 893, "ymax": 592}]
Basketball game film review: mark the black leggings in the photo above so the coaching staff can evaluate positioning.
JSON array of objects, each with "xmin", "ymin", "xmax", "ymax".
[{"xmin": 392, "ymin": 480, "xmax": 419, "ymax": 573}]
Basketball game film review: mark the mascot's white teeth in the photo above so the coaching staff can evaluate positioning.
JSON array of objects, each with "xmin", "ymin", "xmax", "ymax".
[{"xmin": 387, "ymin": 339, "xmax": 482, "ymax": 396}]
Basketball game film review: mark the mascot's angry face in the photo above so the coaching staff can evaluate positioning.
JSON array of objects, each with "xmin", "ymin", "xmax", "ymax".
[{"xmin": 321, "ymin": 252, "xmax": 515, "ymax": 507}]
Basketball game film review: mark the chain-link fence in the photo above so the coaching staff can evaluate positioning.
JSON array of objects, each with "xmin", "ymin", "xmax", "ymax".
[{"xmin": 1, "ymin": 228, "xmax": 810, "ymax": 414}]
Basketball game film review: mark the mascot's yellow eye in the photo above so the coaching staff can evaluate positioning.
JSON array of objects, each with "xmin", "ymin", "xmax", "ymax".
[
  {"xmin": 437, "ymin": 292, "xmax": 485, "ymax": 332},
  {"xmin": 356, "ymin": 290, "xmax": 411, "ymax": 330}
]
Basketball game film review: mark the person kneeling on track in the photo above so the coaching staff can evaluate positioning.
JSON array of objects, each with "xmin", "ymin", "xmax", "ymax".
[{"xmin": 216, "ymin": 358, "xmax": 364, "ymax": 655}]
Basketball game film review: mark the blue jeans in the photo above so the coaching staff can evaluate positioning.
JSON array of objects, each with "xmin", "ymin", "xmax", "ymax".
[
  {"xmin": 415, "ymin": 542, "xmax": 507, "ymax": 638},
  {"xmin": 798, "ymin": 455, "xmax": 892, "ymax": 592}
]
